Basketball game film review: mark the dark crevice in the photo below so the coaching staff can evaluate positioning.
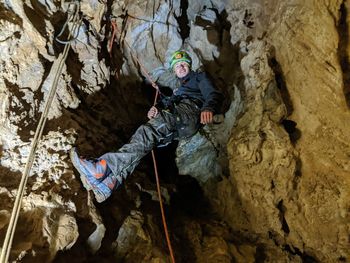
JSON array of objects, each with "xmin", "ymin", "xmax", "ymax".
[
  {"xmin": 0, "ymin": 2, "xmax": 23, "ymax": 26},
  {"xmin": 65, "ymin": 49, "xmax": 88, "ymax": 89},
  {"xmin": 168, "ymin": 174, "xmax": 238, "ymax": 262},
  {"xmin": 277, "ymin": 200, "xmax": 290, "ymax": 234},
  {"xmin": 270, "ymin": 179, "xmax": 275, "ymax": 190},
  {"xmin": 170, "ymin": 174, "xmax": 211, "ymax": 218},
  {"xmin": 292, "ymin": 158, "xmax": 302, "ymax": 191},
  {"xmin": 282, "ymin": 119, "xmax": 301, "ymax": 145},
  {"xmin": 174, "ymin": 0, "xmax": 190, "ymax": 42},
  {"xmin": 0, "ymin": 165, "xmax": 22, "ymax": 189},
  {"xmin": 337, "ymin": 1, "xmax": 350, "ymax": 108},
  {"xmin": 243, "ymin": 9, "xmax": 255, "ymax": 28},
  {"xmin": 268, "ymin": 230, "xmax": 282, "ymax": 247},
  {"xmin": 23, "ymin": 1, "xmax": 49, "ymax": 39},
  {"xmin": 217, "ymin": 10, "xmax": 232, "ymax": 46},
  {"xmin": 268, "ymin": 56, "xmax": 293, "ymax": 115},
  {"xmin": 90, "ymin": 0, "xmax": 123, "ymax": 83},
  {"xmin": 269, "ymin": 55, "xmax": 302, "ymax": 145},
  {"xmin": 283, "ymin": 245, "xmax": 319, "ymax": 263},
  {"xmin": 255, "ymin": 244, "xmax": 267, "ymax": 263}
]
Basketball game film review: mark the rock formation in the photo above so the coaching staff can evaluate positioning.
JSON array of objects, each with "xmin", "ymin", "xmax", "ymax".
[{"xmin": 0, "ymin": 0, "xmax": 349, "ymax": 262}]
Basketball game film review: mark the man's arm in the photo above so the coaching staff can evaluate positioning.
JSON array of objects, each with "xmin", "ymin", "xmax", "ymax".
[{"xmin": 198, "ymin": 72, "xmax": 223, "ymax": 124}]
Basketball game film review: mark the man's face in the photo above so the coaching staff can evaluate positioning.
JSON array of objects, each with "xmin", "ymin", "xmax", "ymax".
[{"xmin": 174, "ymin": 62, "xmax": 190, "ymax": 78}]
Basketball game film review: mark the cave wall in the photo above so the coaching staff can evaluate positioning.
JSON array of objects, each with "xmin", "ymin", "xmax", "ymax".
[
  {"xmin": 0, "ymin": 0, "xmax": 349, "ymax": 262},
  {"xmin": 268, "ymin": 0, "xmax": 350, "ymax": 260},
  {"xmin": 212, "ymin": 0, "xmax": 350, "ymax": 261}
]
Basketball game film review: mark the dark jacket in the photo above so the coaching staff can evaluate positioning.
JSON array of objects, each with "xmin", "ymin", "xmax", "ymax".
[{"xmin": 159, "ymin": 71, "xmax": 223, "ymax": 114}]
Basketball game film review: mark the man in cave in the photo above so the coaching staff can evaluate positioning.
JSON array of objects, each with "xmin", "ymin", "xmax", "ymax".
[{"xmin": 70, "ymin": 50, "xmax": 223, "ymax": 203}]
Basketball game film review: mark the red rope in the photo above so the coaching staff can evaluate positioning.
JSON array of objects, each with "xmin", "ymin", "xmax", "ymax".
[
  {"xmin": 109, "ymin": 21, "xmax": 117, "ymax": 56},
  {"xmin": 109, "ymin": 20, "xmax": 121, "ymax": 80},
  {"xmin": 111, "ymin": 18, "xmax": 176, "ymax": 262},
  {"xmin": 151, "ymin": 150, "xmax": 176, "ymax": 263}
]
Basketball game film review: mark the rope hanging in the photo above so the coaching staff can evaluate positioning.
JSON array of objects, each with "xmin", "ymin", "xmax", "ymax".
[
  {"xmin": 0, "ymin": 2, "xmax": 81, "ymax": 262},
  {"xmin": 109, "ymin": 18, "xmax": 176, "ymax": 263}
]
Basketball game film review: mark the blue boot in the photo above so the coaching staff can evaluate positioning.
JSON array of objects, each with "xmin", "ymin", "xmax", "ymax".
[
  {"xmin": 92, "ymin": 175, "xmax": 122, "ymax": 203},
  {"xmin": 70, "ymin": 147, "xmax": 110, "ymax": 190},
  {"xmin": 70, "ymin": 148, "xmax": 122, "ymax": 202}
]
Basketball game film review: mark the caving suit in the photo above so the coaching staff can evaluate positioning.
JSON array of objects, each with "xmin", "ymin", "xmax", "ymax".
[{"xmin": 100, "ymin": 71, "xmax": 223, "ymax": 183}]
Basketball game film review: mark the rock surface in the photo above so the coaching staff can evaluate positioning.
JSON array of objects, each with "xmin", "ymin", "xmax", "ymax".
[{"xmin": 0, "ymin": 0, "xmax": 349, "ymax": 262}]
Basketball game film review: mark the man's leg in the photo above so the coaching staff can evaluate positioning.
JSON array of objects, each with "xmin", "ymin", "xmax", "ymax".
[
  {"xmin": 71, "ymin": 110, "xmax": 176, "ymax": 202},
  {"xmin": 101, "ymin": 118, "xmax": 175, "ymax": 180}
]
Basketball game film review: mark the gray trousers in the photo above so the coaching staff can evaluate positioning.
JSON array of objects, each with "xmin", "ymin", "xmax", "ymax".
[{"xmin": 100, "ymin": 99, "xmax": 201, "ymax": 181}]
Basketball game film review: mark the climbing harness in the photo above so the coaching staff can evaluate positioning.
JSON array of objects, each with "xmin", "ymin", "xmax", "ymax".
[
  {"xmin": 110, "ymin": 17, "xmax": 176, "ymax": 263},
  {"xmin": 0, "ymin": 2, "xmax": 81, "ymax": 263}
]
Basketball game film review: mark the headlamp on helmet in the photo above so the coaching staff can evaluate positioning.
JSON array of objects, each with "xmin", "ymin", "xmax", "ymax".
[{"xmin": 170, "ymin": 50, "xmax": 192, "ymax": 70}]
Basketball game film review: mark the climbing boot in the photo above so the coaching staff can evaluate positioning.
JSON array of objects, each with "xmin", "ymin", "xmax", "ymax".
[
  {"xmin": 91, "ymin": 175, "xmax": 122, "ymax": 203},
  {"xmin": 70, "ymin": 147, "xmax": 110, "ymax": 191}
]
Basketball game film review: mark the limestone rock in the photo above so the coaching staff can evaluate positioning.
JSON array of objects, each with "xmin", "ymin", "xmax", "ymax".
[
  {"xmin": 0, "ymin": 0, "xmax": 349, "ymax": 262},
  {"xmin": 111, "ymin": 0, "xmax": 183, "ymax": 76},
  {"xmin": 113, "ymin": 210, "xmax": 168, "ymax": 262}
]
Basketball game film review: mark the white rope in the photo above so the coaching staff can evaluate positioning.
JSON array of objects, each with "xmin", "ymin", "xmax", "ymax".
[{"xmin": 0, "ymin": 2, "xmax": 81, "ymax": 262}]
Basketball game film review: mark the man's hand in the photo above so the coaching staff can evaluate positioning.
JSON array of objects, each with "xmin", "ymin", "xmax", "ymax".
[
  {"xmin": 200, "ymin": 110, "xmax": 213, "ymax": 124},
  {"xmin": 147, "ymin": 106, "xmax": 159, "ymax": 119}
]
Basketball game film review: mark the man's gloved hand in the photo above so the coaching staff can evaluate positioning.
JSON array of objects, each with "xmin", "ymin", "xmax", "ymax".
[
  {"xmin": 147, "ymin": 106, "xmax": 159, "ymax": 119},
  {"xmin": 200, "ymin": 110, "xmax": 213, "ymax": 124}
]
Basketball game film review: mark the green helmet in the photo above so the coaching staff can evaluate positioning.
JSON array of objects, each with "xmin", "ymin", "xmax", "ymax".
[{"xmin": 169, "ymin": 50, "xmax": 192, "ymax": 69}]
